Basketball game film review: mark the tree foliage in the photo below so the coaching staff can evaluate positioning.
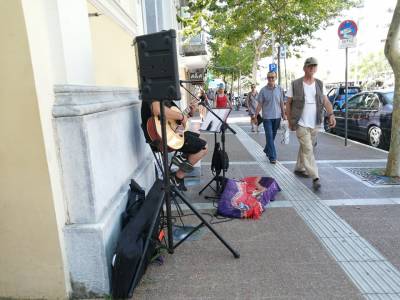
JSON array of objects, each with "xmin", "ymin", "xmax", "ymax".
[
  {"xmin": 351, "ymin": 51, "xmax": 392, "ymax": 81},
  {"xmin": 208, "ymin": 42, "xmax": 254, "ymax": 77},
  {"xmin": 179, "ymin": 0, "xmax": 358, "ymax": 82}
]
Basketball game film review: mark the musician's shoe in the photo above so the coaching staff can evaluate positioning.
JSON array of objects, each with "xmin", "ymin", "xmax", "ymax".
[
  {"xmin": 170, "ymin": 173, "xmax": 187, "ymax": 191},
  {"xmin": 171, "ymin": 154, "xmax": 194, "ymax": 173}
]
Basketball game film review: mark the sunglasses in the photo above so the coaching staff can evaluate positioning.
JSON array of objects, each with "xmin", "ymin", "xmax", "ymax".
[{"xmin": 267, "ymin": 76, "xmax": 276, "ymax": 79}]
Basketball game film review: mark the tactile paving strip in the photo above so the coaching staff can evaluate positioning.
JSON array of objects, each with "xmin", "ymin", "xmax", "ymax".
[{"xmin": 232, "ymin": 124, "xmax": 400, "ymax": 299}]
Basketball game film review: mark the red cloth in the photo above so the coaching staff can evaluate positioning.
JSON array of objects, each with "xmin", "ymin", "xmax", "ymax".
[
  {"xmin": 215, "ymin": 94, "xmax": 228, "ymax": 108},
  {"xmin": 217, "ymin": 177, "xmax": 281, "ymax": 219}
]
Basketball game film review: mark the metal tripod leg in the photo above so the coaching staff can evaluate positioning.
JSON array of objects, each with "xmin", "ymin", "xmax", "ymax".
[
  {"xmin": 198, "ymin": 174, "xmax": 218, "ymax": 195},
  {"xmin": 172, "ymin": 185, "xmax": 240, "ymax": 258}
]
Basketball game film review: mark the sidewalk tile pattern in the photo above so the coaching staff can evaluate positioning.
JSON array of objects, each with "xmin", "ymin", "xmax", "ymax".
[
  {"xmin": 232, "ymin": 124, "xmax": 400, "ymax": 299},
  {"xmin": 341, "ymin": 167, "xmax": 400, "ymax": 186}
]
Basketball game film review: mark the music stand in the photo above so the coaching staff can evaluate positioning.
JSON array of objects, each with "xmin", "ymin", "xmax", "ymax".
[
  {"xmin": 200, "ymin": 108, "xmax": 231, "ymax": 133},
  {"xmin": 197, "ymin": 108, "xmax": 230, "ymax": 196},
  {"xmin": 179, "ymin": 82, "xmax": 236, "ymax": 197}
]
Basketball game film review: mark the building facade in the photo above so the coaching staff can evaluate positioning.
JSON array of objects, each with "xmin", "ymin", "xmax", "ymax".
[
  {"xmin": 1, "ymin": 0, "xmax": 149, "ymax": 298},
  {"xmin": 0, "ymin": 0, "xmax": 209, "ymax": 298}
]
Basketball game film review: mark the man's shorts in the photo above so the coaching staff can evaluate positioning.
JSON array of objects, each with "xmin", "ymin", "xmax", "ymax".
[{"xmin": 180, "ymin": 131, "xmax": 207, "ymax": 154}]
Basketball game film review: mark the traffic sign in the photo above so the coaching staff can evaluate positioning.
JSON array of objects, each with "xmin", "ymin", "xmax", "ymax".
[
  {"xmin": 338, "ymin": 20, "xmax": 358, "ymax": 146},
  {"xmin": 339, "ymin": 37, "xmax": 357, "ymax": 49},
  {"xmin": 338, "ymin": 20, "xmax": 358, "ymax": 40},
  {"xmin": 269, "ymin": 63, "xmax": 277, "ymax": 72},
  {"xmin": 279, "ymin": 45, "xmax": 286, "ymax": 59}
]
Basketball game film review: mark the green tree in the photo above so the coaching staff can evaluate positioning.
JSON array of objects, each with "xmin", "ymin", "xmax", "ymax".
[
  {"xmin": 266, "ymin": 0, "xmax": 358, "ymax": 83},
  {"xmin": 384, "ymin": 0, "xmax": 400, "ymax": 176},
  {"xmin": 180, "ymin": 0, "xmax": 358, "ymax": 83},
  {"xmin": 208, "ymin": 43, "xmax": 254, "ymax": 78},
  {"xmin": 351, "ymin": 51, "xmax": 392, "ymax": 81}
]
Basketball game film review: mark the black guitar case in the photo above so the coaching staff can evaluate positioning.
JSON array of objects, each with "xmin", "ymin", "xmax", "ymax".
[{"xmin": 111, "ymin": 179, "xmax": 164, "ymax": 299}]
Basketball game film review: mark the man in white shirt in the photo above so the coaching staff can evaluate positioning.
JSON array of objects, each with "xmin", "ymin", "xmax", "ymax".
[{"xmin": 286, "ymin": 57, "xmax": 336, "ymax": 190}]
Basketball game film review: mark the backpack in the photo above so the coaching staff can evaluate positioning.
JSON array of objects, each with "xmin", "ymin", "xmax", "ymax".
[{"xmin": 211, "ymin": 142, "xmax": 229, "ymax": 175}]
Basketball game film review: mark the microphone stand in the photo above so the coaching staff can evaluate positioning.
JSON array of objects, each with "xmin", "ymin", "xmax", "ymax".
[{"xmin": 179, "ymin": 81, "xmax": 236, "ymax": 196}]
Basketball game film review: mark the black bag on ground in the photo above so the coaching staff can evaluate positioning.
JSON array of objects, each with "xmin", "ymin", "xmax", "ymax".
[
  {"xmin": 111, "ymin": 179, "xmax": 164, "ymax": 299},
  {"xmin": 211, "ymin": 142, "xmax": 229, "ymax": 174},
  {"xmin": 120, "ymin": 179, "xmax": 146, "ymax": 229}
]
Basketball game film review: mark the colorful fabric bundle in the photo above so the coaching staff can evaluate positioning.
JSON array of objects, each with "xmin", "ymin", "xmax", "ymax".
[{"xmin": 217, "ymin": 177, "xmax": 281, "ymax": 219}]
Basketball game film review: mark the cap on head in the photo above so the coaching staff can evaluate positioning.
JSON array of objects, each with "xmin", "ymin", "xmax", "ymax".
[
  {"xmin": 304, "ymin": 57, "xmax": 318, "ymax": 67},
  {"xmin": 217, "ymin": 83, "xmax": 225, "ymax": 90}
]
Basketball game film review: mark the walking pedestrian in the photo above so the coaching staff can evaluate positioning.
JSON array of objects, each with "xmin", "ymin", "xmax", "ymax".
[
  {"xmin": 215, "ymin": 84, "xmax": 232, "ymax": 109},
  {"xmin": 254, "ymin": 72, "xmax": 286, "ymax": 164},
  {"xmin": 206, "ymin": 87, "xmax": 215, "ymax": 107},
  {"xmin": 246, "ymin": 84, "xmax": 259, "ymax": 132},
  {"xmin": 198, "ymin": 88, "xmax": 209, "ymax": 121},
  {"xmin": 286, "ymin": 57, "xmax": 336, "ymax": 190}
]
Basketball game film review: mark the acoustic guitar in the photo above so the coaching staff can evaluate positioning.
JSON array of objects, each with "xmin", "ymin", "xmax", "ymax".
[{"xmin": 146, "ymin": 100, "xmax": 199, "ymax": 151}]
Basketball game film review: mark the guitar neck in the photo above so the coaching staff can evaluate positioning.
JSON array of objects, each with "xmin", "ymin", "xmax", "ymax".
[
  {"xmin": 182, "ymin": 99, "xmax": 199, "ymax": 117},
  {"xmin": 182, "ymin": 106, "xmax": 191, "ymax": 117}
]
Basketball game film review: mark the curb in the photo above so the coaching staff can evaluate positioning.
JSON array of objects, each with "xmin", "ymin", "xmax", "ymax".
[{"xmin": 322, "ymin": 131, "xmax": 389, "ymax": 154}]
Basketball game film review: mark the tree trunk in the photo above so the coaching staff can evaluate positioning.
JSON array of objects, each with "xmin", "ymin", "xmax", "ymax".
[
  {"xmin": 385, "ymin": 0, "xmax": 400, "ymax": 176},
  {"xmin": 252, "ymin": 45, "xmax": 261, "ymax": 83},
  {"xmin": 277, "ymin": 45, "xmax": 281, "ymax": 86},
  {"xmin": 252, "ymin": 55, "xmax": 259, "ymax": 83},
  {"xmin": 251, "ymin": 35, "xmax": 267, "ymax": 84}
]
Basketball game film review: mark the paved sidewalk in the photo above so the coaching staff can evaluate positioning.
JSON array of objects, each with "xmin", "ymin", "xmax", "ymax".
[{"xmin": 133, "ymin": 108, "xmax": 400, "ymax": 300}]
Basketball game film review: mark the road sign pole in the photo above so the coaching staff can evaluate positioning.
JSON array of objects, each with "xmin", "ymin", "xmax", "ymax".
[
  {"xmin": 284, "ymin": 51, "xmax": 288, "ymax": 90},
  {"xmin": 338, "ymin": 19, "xmax": 357, "ymax": 147},
  {"xmin": 345, "ymin": 47, "xmax": 348, "ymax": 147}
]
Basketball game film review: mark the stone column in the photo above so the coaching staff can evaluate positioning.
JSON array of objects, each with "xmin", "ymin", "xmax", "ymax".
[{"xmin": 53, "ymin": 85, "xmax": 155, "ymax": 297}]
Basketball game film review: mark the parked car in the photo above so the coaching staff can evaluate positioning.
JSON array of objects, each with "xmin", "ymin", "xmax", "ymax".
[
  {"xmin": 241, "ymin": 93, "xmax": 248, "ymax": 108},
  {"xmin": 327, "ymin": 86, "xmax": 362, "ymax": 110},
  {"xmin": 330, "ymin": 90, "xmax": 393, "ymax": 148}
]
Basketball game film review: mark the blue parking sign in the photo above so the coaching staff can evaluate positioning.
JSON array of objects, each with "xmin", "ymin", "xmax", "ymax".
[{"xmin": 269, "ymin": 63, "xmax": 277, "ymax": 72}]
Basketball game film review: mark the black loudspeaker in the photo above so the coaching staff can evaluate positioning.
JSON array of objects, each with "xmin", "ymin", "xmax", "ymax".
[{"xmin": 134, "ymin": 29, "xmax": 181, "ymax": 101}]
